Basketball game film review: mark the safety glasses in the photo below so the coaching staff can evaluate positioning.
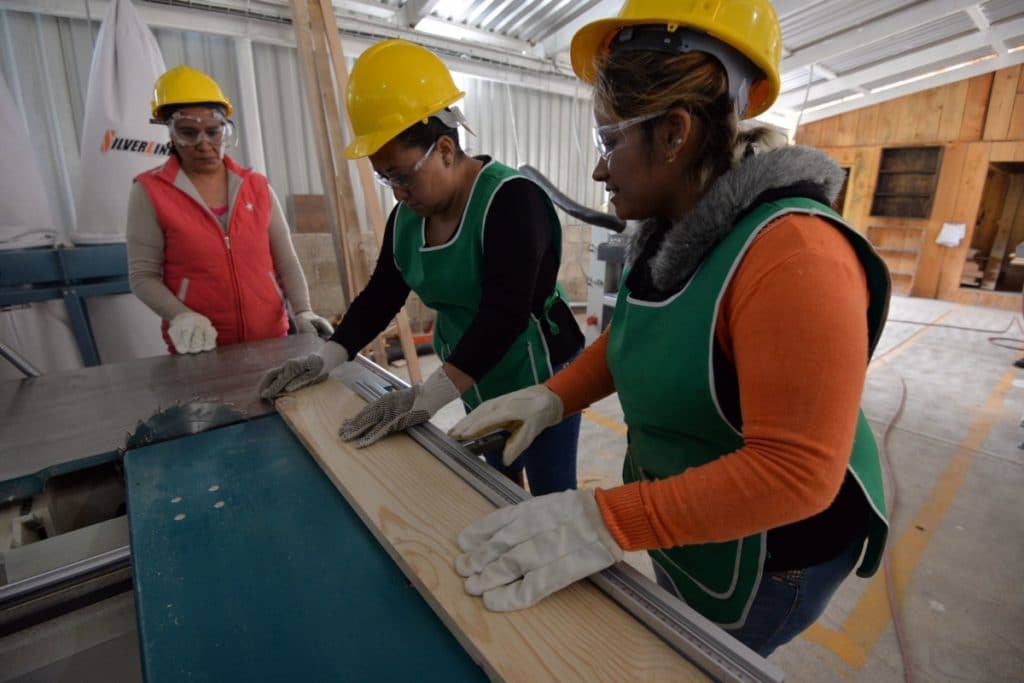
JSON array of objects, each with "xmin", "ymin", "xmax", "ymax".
[
  {"xmin": 374, "ymin": 141, "xmax": 437, "ymax": 190},
  {"xmin": 592, "ymin": 110, "xmax": 667, "ymax": 161},
  {"xmin": 168, "ymin": 110, "xmax": 237, "ymax": 149}
]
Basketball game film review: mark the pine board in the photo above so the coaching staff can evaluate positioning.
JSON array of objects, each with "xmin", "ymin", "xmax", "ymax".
[{"xmin": 274, "ymin": 376, "xmax": 709, "ymax": 682}]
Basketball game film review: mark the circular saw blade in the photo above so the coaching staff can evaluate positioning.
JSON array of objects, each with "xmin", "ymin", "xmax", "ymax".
[{"xmin": 121, "ymin": 400, "xmax": 246, "ymax": 454}]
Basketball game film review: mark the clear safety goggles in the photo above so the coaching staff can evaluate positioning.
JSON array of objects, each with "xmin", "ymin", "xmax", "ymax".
[
  {"xmin": 592, "ymin": 110, "xmax": 667, "ymax": 161},
  {"xmin": 374, "ymin": 141, "xmax": 436, "ymax": 191},
  {"xmin": 167, "ymin": 110, "xmax": 237, "ymax": 149}
]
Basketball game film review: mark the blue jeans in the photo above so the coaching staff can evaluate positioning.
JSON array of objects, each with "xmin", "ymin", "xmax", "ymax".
[
  {"xmin": 473, "ymin": 356, "xmax": 581, "ymax": 496},
  {"xmin": 480, "ymin": 411, "xmax": 580, "ymax": 495},
  {"xmin": 654, "ymin": 538, "xmax": 863, "ymax": 657}
]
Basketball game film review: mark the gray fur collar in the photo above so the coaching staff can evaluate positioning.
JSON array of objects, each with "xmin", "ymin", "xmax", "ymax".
[{"xmin": 627, "ymin": 145, "xmax": 846, "ymax": 292}]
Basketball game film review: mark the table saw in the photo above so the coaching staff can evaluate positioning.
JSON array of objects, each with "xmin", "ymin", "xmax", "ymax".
[
  {"xmin": 1, "ymin": 335, "xmax": 485, "ymax": 680},
  {"xmin": 0, "ymin": 335, "xmax": 782, "ymax": 682}
]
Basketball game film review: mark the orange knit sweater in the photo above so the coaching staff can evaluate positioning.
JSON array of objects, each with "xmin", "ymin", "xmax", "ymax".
[{"xmin": 547, "ymin": 213, "xmax": 871, "ymax": 551}]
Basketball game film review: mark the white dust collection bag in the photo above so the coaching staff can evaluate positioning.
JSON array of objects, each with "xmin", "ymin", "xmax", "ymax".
[
  {"xmin": 0, "ymin": 72, "xmax": 57, "ymax": 250},
  {"xmin": 0, "ymin": 302, "xmax": 86, "ymax": 380},
  {"xmin": 0, "ymin": 73, "xmax": 84, "ymax": 377},
  {"xmin": 73, "ymin": 0, "xmax": 167, "ymax": 245},
  {"xmin": 74, "ymin": 0, "xmax": 168, "ymax": 361}
]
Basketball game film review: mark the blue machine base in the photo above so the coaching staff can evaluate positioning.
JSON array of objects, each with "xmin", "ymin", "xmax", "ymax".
[{"xmin": 124, "ymin": 415, "xmax": 485, "ymax": 682}]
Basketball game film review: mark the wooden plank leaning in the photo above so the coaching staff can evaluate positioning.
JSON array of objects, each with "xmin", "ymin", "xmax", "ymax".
[
  {"xmin": 290, "ymin": 0, "xmax": 422, "ymax": 381},
  {"xmin": 317, "ymin": 0, "xmax": 423, "ymax": 383}
]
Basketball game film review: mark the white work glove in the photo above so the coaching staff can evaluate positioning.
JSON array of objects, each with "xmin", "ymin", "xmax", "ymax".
[
  {"xmin": 295, "ymin": 310, "xmax": 334, "ymax": 337},
  {"xmin": 339, "ymin": 367, "xmax": 461, "ymax": 448},
  {"xmin": 456, "ymin": 489, "xmax": 624, "ymax": 611},
  {"xmin": 168, "ymin": 311, "xmax": 217, "ymax": 354},
  {"xmin": 257, "ymin": 342, "xmax": 348, "ymax": 399},
  {"xmin": 448, "ymin": 385, "xmax": 563, "ymax": 466}
]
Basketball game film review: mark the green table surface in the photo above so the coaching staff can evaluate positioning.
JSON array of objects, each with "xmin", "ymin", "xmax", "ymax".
[{"xmin": 124, "ymin": 414, "xmax": 485, "ymax": 682}]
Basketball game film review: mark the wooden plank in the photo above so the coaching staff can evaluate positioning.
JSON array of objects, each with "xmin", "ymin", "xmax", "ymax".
[
  {"xmin": 913, "ymin": 87, "xmax": 943, "ymax": 143},
  {"xmin": 991, "ymin": 141, "xmax": 1024, "ymax": 162},
  {"xmin": 875, "ymin": 99, "xmax": 900, "ymax": 145},
  {"xmin": 970, "ymin": 168, "xmax": 1010, "ymax": 257},
  {"xmin": 936, "ymin": 142, "xmax": 992, "ymax": 297},
  {"xmin": 318, "ymin": 0, "xmax": 422, "ymax": 383},
  {"xmin": 290, "ymin": 193, "xmax": 330, "ymax": 233},
  {"xmin": 834, "ymin": 110, "xmax": 858, "ymax": 147},
  {"xmin": 308, "ymin": 0, "xmax": 387, "ymax": 365},
  {"xmin": 1007, "ymin": 93, "xmax": 1024, "ymax": 142},
  {"xmin": 275, "ymin": 378, "xmax": 710, "ymax": 682},
  {"xmin": 817, "ymin": 116, "xmax": 839, "ymax": 147},
  {"xmin": 961, "ymin": 73, "xmax": 993, "ymax": 141},
  {"xmin": 982, "ymin": 66, "xmax": 1021, "ymax": 141},
  {"xmin": 858, "ymin": 105, "xmax": 881, "ymax": 146},
  {"xmin": 980, "ymin": 175, "xmax": 1024, "ymax": 289},
  {"xmin": 894, "ymin": 94, "xmax": 918, "ymax": 143},
  {"xmin": 307, "ymin": 2, "xmax": 369, "ymax": 292},
  {"xmin": 911, "ymin": 143, "xmax": 968, "ymax": 297},
  {"xmin": 290, "ymin": 0, "xmax": 358, "ymax": 301},
  {"xmin": 937, "ymin": 79, "xmax": 968, "ymax": 142},
  {"xmin": 848, "ymin": 147, "xmax": 881, "ymax": 231},
  {"xmin": 821, "ymin": 145, "xmax": 881, "ymax": 233},
  {"xmin": 795, "ymin": 120, "xmax": 816, "ymax": 147}
]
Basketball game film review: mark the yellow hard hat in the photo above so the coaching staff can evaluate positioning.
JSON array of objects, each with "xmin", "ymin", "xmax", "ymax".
[
  {"xmin": 151, "ymin": 65, "xmax": 233, "ymax": 120},
  {"xmin": 344, "ymin": 39, "xmax": 465, "ymax": 159},
  {"xmin": 570, "ymin": 0, "xmax": 782, "ymax": 118}
]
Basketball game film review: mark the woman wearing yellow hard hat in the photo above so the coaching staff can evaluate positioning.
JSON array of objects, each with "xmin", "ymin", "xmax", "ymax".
[
  {"xmin": 449, "ymin": 0, "xmax": 891, "ymax": 657},
  {"xmin": 259, "ymin": 40, "xmax": 585, "ymax": 496},
  {"xmin": 127, "ymin": 64, "xmax": 333, "ymax": 354}
]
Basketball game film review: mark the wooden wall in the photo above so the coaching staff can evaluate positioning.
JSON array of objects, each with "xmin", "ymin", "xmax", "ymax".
[{"xmin": 796, "ymin": 66, "xmax": 1024, "ymax": 310}]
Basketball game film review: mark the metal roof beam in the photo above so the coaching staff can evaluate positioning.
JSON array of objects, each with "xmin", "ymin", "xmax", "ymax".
[
  {"xmin": 777, "ymin": 15, "xmax": 1024, "ymax": 108},
  {"xmin": 965, "ymin": 4, "xmax": 1008, "ymax": 55},
  {"xmin": 537, "ymin": 0, "xmax": 617, "ymax": 58},
  {"xmin": 527, "ymin": 0, "xmax": 605, "ymax": 47},
  {"xmin": 8, "ymin": 0, "xmax": 586, "ymax": 96},
  {"xmin": 782, "ymin": 0, "xmax": 982, "ymax": 72},
  {"xmin": 398, "ymin": 0, "xmax": 442, "ymax": 28}
]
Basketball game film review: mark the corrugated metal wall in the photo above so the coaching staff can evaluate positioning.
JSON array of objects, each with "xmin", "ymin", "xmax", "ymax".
[{"xmin": 0, "ymin": 8, "xmax": 604, "ymax": 253}]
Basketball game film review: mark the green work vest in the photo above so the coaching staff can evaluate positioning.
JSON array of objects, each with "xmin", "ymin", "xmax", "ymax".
[
  {"xmin": 607, "ymin": 197, "xmax": 890, "ymax": 628},
  {"xmin": 392, "ymin": 159, "xmax": 567, "ymax": 409}
]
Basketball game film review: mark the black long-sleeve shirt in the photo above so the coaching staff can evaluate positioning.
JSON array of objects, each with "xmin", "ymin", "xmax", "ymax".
[{"xmin": 330, "ymin": 171, "xmax": 582, "ymax": 381}]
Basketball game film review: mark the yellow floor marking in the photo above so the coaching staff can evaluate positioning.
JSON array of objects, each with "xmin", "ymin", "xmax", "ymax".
[
  {"xmin": 804, "ymin": 367, "xmax": 1013, "ymax": 666},
  {"xmin": 582, "ymin": 408, "xmax": 628, "ymax": 435},
  {"xmin": 869, "ymin": 307, "xmax": 960, "ymax": 371}
]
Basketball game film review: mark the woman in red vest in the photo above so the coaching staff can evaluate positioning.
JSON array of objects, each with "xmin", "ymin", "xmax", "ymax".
[{"xmin": 127, "ymin": 65, "xmax": 332, "ymax": 354}]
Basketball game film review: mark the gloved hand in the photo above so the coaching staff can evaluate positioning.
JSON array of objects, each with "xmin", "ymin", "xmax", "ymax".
[
  {"xmin": 339, "ymin": 367, "xmax": 460, "ymax": 447},
  {"xmin": 257, "ymin": 342, "xmax": 348, "ymax": 399},
  {"xmin": 448, "ymin": 385, "xmax": 563, "ymax": 466},
  {"xmin": 295, "ymin": 310, "xmax": 334, "ymax": 337},
  {"xmin": 456, "ymin": 489, "xmax": 623, "ymax": 611},
  {"xmin": 168, "ymin": 311, "xmax": 217, "ymax": 354}
]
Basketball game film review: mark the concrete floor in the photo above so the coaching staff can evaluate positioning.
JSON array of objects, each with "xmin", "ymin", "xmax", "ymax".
[{"xmin": 419, "ymin": 294, "xmax": 1024, "ymax": 683}]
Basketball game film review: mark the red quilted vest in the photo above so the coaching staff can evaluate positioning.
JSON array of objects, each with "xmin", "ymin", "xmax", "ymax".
[{"xmin": 135, "ymin": 155, "xmax": 288, "ymax": 352}]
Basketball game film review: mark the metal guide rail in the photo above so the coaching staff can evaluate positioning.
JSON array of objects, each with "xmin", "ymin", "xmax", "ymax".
[{"xmin": 349, "ymin": 355, "xmax": 785, "ymax": 683}]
